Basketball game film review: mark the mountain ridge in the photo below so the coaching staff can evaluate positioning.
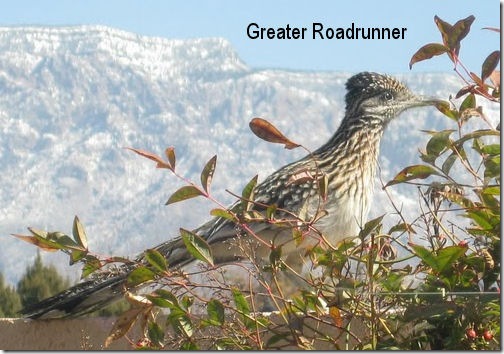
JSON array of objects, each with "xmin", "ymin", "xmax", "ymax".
[{"xmin": 0, "ymin": 25, "xmax": 499, "ymax": 285}]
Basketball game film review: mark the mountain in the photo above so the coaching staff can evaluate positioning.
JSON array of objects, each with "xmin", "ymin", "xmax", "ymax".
[{"xmin": 0, "ymin": 25, "xmax": 499, "ymax": 285}]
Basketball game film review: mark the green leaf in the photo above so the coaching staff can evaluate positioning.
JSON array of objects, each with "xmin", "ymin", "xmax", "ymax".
[
  {"xmin": 148, "ymin": 321, "xmax": 165, "ymax": 347},
  {"xmin": 70, "ymin": 249, "xmax": 87, "ymax": 265},
  {"xmin": 432, "ymin": 100, "xmax": 459, "ymax": 120},
  {"xmin": 165, "ymin": 185, "xmax": 204, "ymax": 205},
  {"xmin": 441, "ymin": 152, "xmax": 458, "ymax": 175},
  {"xmin": 411, "ymin": 244, "xmax": 467, "ymax": 273},
  {"xmin": 241, "ymin": 175, "xmax": 258, "ymax": 211},
  {"xmin": 465, "ymin": 210, "xmax": 493, "ymax": 230},
  {"xmin": 146, "ymin": 294, "xmax": 175, "ymax": 308},
  {"xmin": 410, "ymin": 244, "xmax": 440, "ymax": 271},
  {"xmin": 359, "ymin": 214, "xmax": 384, "ymax": 238},
  {"xmin": 481, "ymin": 50, "xmax": 500, "ymax": 82},
  {"xmin": 409, "ymin": 43, "xmax": 449, "ymax": 69},
  {"xmin": 231, "ymin": 287, "xmax": 253, "ymax": 327},
  {"xmin": 317, "ymin": 173, "xmax": 329, "ymax": 200},
  {"xmin": 210, "ymin": 208, "xmax": 236, "ymax": 221},
  {"xmin": 459, "ymin": 93, "xmax": 475, "ymax": 113},
  {"xmin": 200, "ymin": 155, "xmax": 217, "ymax": 193},
  {"xmin": 72, "ymin": 216, "xmax": 88, "ymax": 249},
  {"xmin": 266, "ymin": 204, "xmax": 277, "ymax": 220},
  {"xmin": 269, "ymin": 245, "xmax": 282, "ymax": 267},
  {"xmin": 180, "ymin": 295, "xmax": 193, "ymax": 311},
  {"xmin": 47, "ymin": 232, "xmax": 81, "ymax": 250},
  {"xmin": 425, "ymin": 130, "xmax": 454, "ymax": 157},
  {"xmin": 127, "ymin": 266, "xmax": 156, "ymax": 287},
  {"xmin": 180, "ymin": 228, "xmax": 214, "ymax": 266},
  {"xmin": 388, "ymin": 222, "xmax": 415, "ymax": 235},
  {"xmin": 81, "ymin": 256, "xmax": 102, "ymax": 278},
  {"xmin": 435, "ymin": 245, "xmax": 468, "ymax": 273},
  {"xmin": 144, "ymin": 249, "xmax": 168, "ymax": 273},
  {"xmin": 153, "ymin": 289, "xmax": 179, "ymax": 308},
  {"xmin": 480, "ymin": 144, "xmax": 501, "ymax": 156},
  {"xmin": 484, "ymin": 155, "xmax": 500, "ymax": 179},
  {"xmin": 169, "ymin": 313, "xmax": 193, "ymax": 338},
  {"xmin": 404, "ymin": 302, "xmax": 459, "ymax": 321},
  {"xmin": 482, "ymin": 186, "xmax": 500, "ymax": 196},
  {"xmin": 207, "ymin": 299, "xmax": 225, "ymax": 326},
  {"xmin": 385, "ymin": 165, "xmax": 441, "ymax": 187}
]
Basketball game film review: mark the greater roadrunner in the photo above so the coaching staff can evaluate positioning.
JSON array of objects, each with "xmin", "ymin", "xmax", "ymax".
[{"xmin": 21, "ymin": 72, "xmax": 443, "ymax": 319}]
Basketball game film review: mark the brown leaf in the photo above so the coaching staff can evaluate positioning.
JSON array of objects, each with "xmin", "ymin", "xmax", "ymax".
[
  {"xmin": 125, "ymin": 147, "xmax": 172, "ymax": 169},
  {"xmin": 433, "ymin": 15, "xmax": 474, "ymax": 57},
  {"xmin": 409, "ymin": 43, "xmax": 449, "ymax": 69},
  {"xmin": 482, "ymin": 27, "xmax": 500, "ymax": 33},
  {"xmin": 449, "ymin": 15, "xmax": 475, "ymax": 51},
  {"xmin": 329, "ymin": 306, "xmax": 344, "ymax": 327},
  {"xmin": 434, "ymin": 15, "xmax": 453, "ymax": 48},
  {"xmin": 469, "ymin": 72, "xmax": 484, "ymax": 87},
  {"xmin": 286, "ymin": 168, "xmax": 320, "ymax": 186},
  {"xmin": 104, "ymin": 308, "xmax": 143, "ymax": 348},
  {"xmin": 72, "ymin": 216, "xmax": 88, "ymax": 250},
  {"xmin": 432, "ymin": 100, "xmax": 459, "ymax": 120},
  {"xmin": 11, "ymin": 234, "xmax": 60, "ymax": 252},
  {"xmin": 481, "ymin": 50, "xmax": 500, "ymax": 82},
  {"xmin": 489, "ymin": 70, "xmax": 500, "ymax": 88},
  {"xmin": 200, "ymin": 155, "xmax": 217, "ymax": 193},
  {"xmin": 165, "ymin": 147, "xmax": 176, "ymax": 171},
  {"xmin": 249, "ymin": 117, "xmax": 300, "ymax": 149},
  {"xmin": 460, "ymin": 107, "xmax": 483, "ymax": 121}
]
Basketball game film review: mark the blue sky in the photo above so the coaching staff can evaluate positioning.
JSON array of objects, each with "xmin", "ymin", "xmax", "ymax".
[{"xmin": 0, "ymin": 1, "xmax": 500, "ymax": 73}]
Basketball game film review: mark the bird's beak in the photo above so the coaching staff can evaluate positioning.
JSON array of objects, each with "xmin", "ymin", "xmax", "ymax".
[
  {"xmin": 411, "ymin": 96, "xmax": 448, "ymax": 108},
  {"xmin": 402, "ymin": 96, "xmax": 448, "ymax": 113}
]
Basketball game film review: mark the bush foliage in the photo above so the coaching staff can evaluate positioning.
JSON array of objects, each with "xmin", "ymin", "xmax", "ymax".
[{"xmin": 13, "ymin": 15, "xmax": 500, "ymax": 350}]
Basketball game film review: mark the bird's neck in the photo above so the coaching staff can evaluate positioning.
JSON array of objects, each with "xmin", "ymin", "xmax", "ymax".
[{"xmin": 315, "ymin": 115, "xmax": 385, "ymax": 163}]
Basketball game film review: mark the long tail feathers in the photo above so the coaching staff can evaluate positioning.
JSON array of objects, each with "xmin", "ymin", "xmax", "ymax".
[{"xmin": 20, "ymin": 272, "xmax": 128, "ymax": 319}]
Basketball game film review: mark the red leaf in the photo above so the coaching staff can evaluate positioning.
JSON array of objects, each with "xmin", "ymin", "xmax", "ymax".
[
  {"xmin": 454, "ymin": 85, "xmax": 475, "ymax": 99},
  {"xmin": 249, "ymin": 117, "xmax": 300, "ymax": 150},
  {"xmin": 489, "ymin": 70, "xmax": 500, "ymax": 88},
  {"xmin": 409, "ymin": 43, "xmax": 449, "ymax": 69}
]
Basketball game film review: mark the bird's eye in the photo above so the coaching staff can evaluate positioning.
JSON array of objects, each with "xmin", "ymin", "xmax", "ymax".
[{"xmin": 383, "ymin": 92, "xmax": 393, "ymax": 101}]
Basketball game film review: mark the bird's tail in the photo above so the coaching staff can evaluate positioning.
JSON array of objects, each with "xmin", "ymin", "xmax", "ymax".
[{"xmin": 20, "ymin": 271, "xmax": 130, "ymax": 319}]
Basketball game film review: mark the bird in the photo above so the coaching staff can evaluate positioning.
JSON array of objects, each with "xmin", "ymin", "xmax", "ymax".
[{"xmin": 20, "ymin": 72, "xmax": 443, "ymax": 319}]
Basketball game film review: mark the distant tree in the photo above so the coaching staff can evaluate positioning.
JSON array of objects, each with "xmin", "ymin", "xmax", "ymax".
[
  {"xmin": 17, "ymin": 252, "xmax": 70, "ymax": 308},
  {"xmin": 0, "ymin": 272, "xmax": 22, "ymax": 317}
]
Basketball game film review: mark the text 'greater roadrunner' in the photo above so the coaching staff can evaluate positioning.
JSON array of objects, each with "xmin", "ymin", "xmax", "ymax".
[{"xmin": 21, "ymin": 72, "xmax": 444, "ymax": 319}]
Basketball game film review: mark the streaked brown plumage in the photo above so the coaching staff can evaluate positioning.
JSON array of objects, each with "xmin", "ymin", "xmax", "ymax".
[{"xmin": 21, "ymin": 72, "xmax": 443, "ymax": 318}]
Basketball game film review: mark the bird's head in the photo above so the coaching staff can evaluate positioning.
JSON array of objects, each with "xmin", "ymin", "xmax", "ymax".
[{"xmin": 344, "ymin": 72, "xmax": 444, "ymax": 125}]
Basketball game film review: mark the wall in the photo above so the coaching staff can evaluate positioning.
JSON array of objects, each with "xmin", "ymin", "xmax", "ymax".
[{"xmin": 0, "ymin": 314, "xmax": 366, "ymax": 350}]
